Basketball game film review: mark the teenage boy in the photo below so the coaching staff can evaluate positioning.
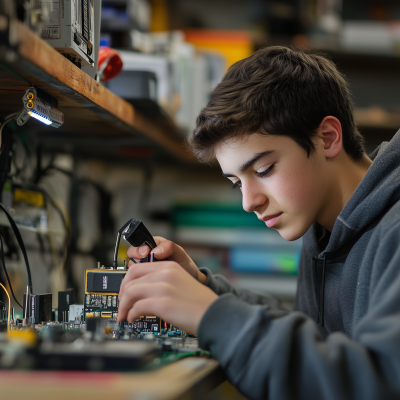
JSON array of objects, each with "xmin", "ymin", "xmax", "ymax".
[{"xmin": 118, "ymin": 46, "xmax": 400, "ymax": 399}]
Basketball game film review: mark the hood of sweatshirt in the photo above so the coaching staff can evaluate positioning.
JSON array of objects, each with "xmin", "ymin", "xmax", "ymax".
[{"xmin": 303, "ymin": 129, "xmax": 400, "ymax": 258}]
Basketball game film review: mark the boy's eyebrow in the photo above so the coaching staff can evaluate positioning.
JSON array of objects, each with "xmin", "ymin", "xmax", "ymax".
[{"xmin": 222, "ymin": 150, "xmax": 275, "ymax": 178}]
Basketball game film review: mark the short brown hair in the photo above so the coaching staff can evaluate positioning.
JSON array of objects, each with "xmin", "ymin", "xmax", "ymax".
[{"xmin": 189, "ymin": 46, "xmax": 365, "ymax": 163}]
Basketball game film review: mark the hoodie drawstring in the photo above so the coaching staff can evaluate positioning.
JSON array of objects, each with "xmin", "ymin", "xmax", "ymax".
[
  {"xmin": 314, "ymin": 255, "xmax": 327, "ymax": 327},
  {"xmin": 320, "ymin": 254, "xmax": 327, "ymax": 327}
]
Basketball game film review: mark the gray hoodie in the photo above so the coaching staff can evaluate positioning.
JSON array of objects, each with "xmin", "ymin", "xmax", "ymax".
[{"xmin": 198, "ymin": 129, "xmax": 400, "ymax": 400}]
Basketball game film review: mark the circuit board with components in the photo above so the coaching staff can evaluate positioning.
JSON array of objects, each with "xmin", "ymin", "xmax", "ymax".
[
  {"xmin": 84, "ymin": 268, "xmax": 163, "ymax": 333},
  {"xmin": 0, "ymin": 318, "xmax": 204, "ymax": 372}
]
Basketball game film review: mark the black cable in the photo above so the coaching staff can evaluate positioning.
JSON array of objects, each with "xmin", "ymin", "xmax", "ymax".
[
  {"xmin": 0, "ymin": 116, "xmax": 17, "ymax": 195},
  {"xmin": 0, "ymin": 203, "xmax": 32, "ymax": 293},
  {"xmin": 37, "ymin": 233, "xmax": 53, "ymax": 272},
  {"xmin": 33, "ymin": 145, "xmax": 56, "ymax": 184},
  {"xmin": 0, "ymin": 235, "xmax": 23, "ymax": 308},
  {"xmin": 0, "ymin": 114, "xmax": 17, "ymax": 143}
]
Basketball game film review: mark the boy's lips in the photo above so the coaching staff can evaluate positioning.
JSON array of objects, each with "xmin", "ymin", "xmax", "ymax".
[{"xmin": 259, "ymin": 212, "xmax": 283, "ymax": 228}]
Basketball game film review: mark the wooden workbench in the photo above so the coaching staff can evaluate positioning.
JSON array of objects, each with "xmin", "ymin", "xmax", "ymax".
[{"xmin": 0, "ymin": 357, "xmax": 224, "ymax": 400}]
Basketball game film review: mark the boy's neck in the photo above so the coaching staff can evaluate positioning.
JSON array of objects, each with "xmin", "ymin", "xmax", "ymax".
[{"xmin": 318, "ymin": 153, "xmax": 372, "ymax": 232}]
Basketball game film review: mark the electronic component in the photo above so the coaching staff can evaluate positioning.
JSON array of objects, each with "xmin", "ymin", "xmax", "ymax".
[
  {"xmin": 81, "ymin": 2, "xmax": 101, "ymax": 79},
  {"xmin": 22, "ymin": 293, "xmax": 52, "ymax": 324},
  {"xmin": 69, "ymin": 304, "xmax": 84, "ymax": 321},
  {"xmin": 58, "ymin": 290, "xmax": 74, "ymax": 322},
  {"xmin": 106, "ymin": 51, "xmax": 169, "ymax": 109},
  {"xmin": 101, "ymin": 311, "xmax": 112, "ymax": 318},
  {"xmin": 84, "ymin": 269, "xmax": 125, "ymax": 322},
  {"xmin": 20, "ymin": 0, "xmax": 55, "ymax": 36},
  {"xmin": 40, "ymin": 0, "xmax": 98, "ymax": 68},
  {"xmin": 86, "ymin": 271, "xmax": 126, "ymax": 293},
  {"xmin": 0, "ymin": 314, "xmax": 199, "ymax": 372},
  {"xmin": 33, "ymin": 340, "xmax": 157, "ymax": 371},
  {"xmin": 1, "ymin": 181, "xmax": 47, "ymax": 230},
  {"xmin": 16, "ymin": 87, "xmax": 64, "ymax": 128},
  {"xmin": 106, "ymin": 70, "xmax": 157, "ymax": 101},
  {"xmin": 0, "ymin": 305, "xmax": 6, "ymax": 322}
]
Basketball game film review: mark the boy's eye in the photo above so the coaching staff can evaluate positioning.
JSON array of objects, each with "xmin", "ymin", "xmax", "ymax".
[
  {"xmin": 257, "ymin": 164, "xmax": 275, "ymax": 177},
  {"xmin": 232, "ymin": 181, "xmax": 242, "ymax": 190},
  {"xmin": 230, "ymin": 164, "xmax": 274, "ymax": 190}
]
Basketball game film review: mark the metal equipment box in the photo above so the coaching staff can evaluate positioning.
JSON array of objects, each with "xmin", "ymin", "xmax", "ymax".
[{"xmin": 40, "ymin": 0, "xmax": 96, "ymax": 68}]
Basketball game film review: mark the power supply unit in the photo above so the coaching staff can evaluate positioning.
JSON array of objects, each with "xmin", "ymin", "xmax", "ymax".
[{"xmin": 40, "ymin": 0, "xmax": 99, "ymax": 68}]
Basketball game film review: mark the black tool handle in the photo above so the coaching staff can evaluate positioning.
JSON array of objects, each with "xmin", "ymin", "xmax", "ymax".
[
  {"xmin": 122, "ymin": 219, "xmax": 161, "ymax": 263},
  {"xmin": 123, "ymin": 220, "xmax": 157, "ymax": 249}
]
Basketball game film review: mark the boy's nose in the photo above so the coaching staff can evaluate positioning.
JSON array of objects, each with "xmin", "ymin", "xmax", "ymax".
[{"xmin": 241, "ymin": 183, "xmax": 267, "ymax": 213}]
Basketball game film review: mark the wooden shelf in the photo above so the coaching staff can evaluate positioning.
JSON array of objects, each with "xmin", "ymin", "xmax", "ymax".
[
  {"xmin": 0, "ymin": 21, "xmax": 194, "ymax": 162},
  {"xmin": 3, "ymin": 22, "xmax": 395, "ymax": 158}
]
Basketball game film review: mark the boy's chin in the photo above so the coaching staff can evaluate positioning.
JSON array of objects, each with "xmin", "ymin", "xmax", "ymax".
[{"xmin": 277, "ymin": 226, "xmax": 307, "ymax": 242}]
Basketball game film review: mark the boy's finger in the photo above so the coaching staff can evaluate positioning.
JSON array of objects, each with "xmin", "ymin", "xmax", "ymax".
[
  {"xmin": 125, "ymin": 237, "xmax": 168, "ymax": 260},
  {"xmin": 151, "ymin": 239, "xmax": 190, "ymax": 266},
  {"xmin": 117, "ymin": 282, "xmax": 170, "ymax": 322},
  {"xmin": 149, "ymin": 239, "xmax": 174, "ymax": 260},
  {"xmin": 127, "ymin": 245, "xmax": 150, "ymax": 259},
  {"xmin": 126, "ymin": 298, "xmax": 165, "ymax": 323},
  {"xmin": 119, "ymin": 261, "xmax": 173, "ymax": 298},
  {"xmin": 119, "ymin": 263, "xmax": 153, "ymax": 298}
]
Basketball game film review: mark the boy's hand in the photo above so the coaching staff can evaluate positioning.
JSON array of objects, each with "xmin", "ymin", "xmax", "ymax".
[
  {"xmin": 126, "ymin": 236, "xmax": 207, "ymax": 284},
  {"xmin": 117, "ymin": 261, "xmax": 218, "ymax": 334}
]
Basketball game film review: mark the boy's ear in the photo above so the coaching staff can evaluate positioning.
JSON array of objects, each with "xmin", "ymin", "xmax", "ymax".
[{"xmin": 317, "ymin": 116, "xmax": 342, "ymax": 159}]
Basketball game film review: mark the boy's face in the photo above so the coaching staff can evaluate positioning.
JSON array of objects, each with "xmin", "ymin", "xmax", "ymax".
[{"xmin": 215, "ymin": 133, "xmax": 330, "ymax": 241}]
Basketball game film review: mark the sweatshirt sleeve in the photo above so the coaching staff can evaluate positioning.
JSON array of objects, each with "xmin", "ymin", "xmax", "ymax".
[
  {"xmin": 199, "ymin": 267, "xmax": 282, "ymax": 308},
  {"xmin": 197, "ymin": 226, "xmax": 400, "ymax": 400}
]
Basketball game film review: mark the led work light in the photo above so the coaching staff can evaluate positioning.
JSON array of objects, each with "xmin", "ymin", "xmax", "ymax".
[{"xmin": 16, "ymin": 88, "xmax": 64, "ymax": 128}]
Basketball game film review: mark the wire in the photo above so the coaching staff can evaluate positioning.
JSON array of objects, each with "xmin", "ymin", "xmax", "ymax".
[
  {"xmin": 0, "ymin": 114, "xmax": 17, "ymax": 149},
  {"xmin": 4, "ymin": 113, "xmax": 19, "ymax": 120},
  {"xmin": 0, "ymin": 236, "xmax": 22, "ymax": 308},
  {"xmin": 0, "ymin": 282, "xmax": 10, "ymax": 333},
  {"xmin": 0, "ymin": 203, "xmax": 33, "ymax": 293}
]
